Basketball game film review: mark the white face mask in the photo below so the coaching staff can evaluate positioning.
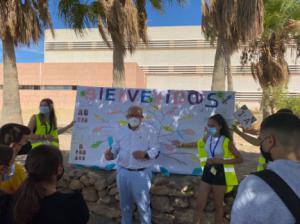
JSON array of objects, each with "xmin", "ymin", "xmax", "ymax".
[{"xmin": 128, "ymin": 117, "xmax": 141, "ymax": 128}]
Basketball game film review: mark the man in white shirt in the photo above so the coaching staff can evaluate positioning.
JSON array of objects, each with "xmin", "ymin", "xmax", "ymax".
[
  {"xmin": 231, "ymin": 113, "xmax": 300, "ymax": 224},
  {"xmin": 105, "ymin": 106, "xmax": 159, "ymax": 224}
]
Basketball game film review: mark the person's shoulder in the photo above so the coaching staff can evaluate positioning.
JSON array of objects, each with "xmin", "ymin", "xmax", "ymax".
[{"xmin": 53, "ymin": 191, "xmax": 85, "ymax": 203}]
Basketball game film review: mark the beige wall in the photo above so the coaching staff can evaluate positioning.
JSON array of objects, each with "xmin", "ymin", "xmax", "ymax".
[{"xmin": 0, "ymin": 62, "xmax": 145, "ymax": 114}]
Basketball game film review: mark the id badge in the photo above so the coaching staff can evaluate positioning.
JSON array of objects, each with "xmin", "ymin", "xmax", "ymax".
[{"xmin": 210, "ymin": 166, "xmax": 217, "ymax": 176}]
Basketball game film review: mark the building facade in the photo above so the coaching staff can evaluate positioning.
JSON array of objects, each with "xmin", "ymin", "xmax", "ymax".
[
  {"xmin": 0, "ymin": 26, "xmax": 299, "ymax": 122},
  {"xmin": 44, "ymin": 26, "xmax": 300, "ymax": 106}
]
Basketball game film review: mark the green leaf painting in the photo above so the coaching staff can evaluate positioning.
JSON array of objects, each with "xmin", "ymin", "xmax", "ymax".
[
  {"xmin": 162, "ymin": 125, "xmax": 174, "ymax": 132},
  {"xmin": 91, "ymin": 141, "xmax": 103, "ymax": 149},
  {"xmin": 80, "ymin": 91, "xmax": 86, "ymax": 97},
  {"xmin": 118, "ymin": 120, "xmax": 128, "ymax": 126}
]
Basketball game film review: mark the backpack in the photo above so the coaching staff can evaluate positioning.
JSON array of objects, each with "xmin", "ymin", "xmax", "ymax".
[{"xmin": 253, "ymin": 170, "xmax": 300, "ymax": 224}]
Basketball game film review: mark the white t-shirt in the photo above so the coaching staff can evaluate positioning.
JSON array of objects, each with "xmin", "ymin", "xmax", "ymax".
[
  {"xmin": 231, "ymin": 160, "xmax": 300, "ymax": 224},
  {"xmin": 204, "ymin": 136, "xmax": 224, "ymax": 159}
]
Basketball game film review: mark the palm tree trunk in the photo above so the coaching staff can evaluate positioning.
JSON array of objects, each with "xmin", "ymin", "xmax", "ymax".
[
  {"xmin": 224, "ymin": 42, "xmax": 233, "ymax": 91},
  {"xmin": 211, "ymin": 37, "xmax": 226, "ymax": 91},
  {"xmin": 1, "ymin": 35, "xmax": 23, "ymax": 124},
  {"xmin": 261, "ymin": 87, "xmax": 272, "ymax": 119},
  {"xmin": 112, "ymin": 44, "xmax": 125, "ymax": 88}
]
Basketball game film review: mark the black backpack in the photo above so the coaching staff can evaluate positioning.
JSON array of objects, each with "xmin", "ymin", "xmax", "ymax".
[{"xmin": 253, "ymin": 170, "xmax": 300, "ymax": 224}]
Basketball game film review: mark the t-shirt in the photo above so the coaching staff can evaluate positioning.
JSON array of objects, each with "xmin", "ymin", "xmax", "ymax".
[
  {"xmin": 231, "ymin": 160, "xmax": 300, "ymax": 224},
  {"xmin": 33, "ymin": 191, "xmax": 89, "ymax": 224},
  {"xmin": 204, "ymin": 136, "xmax": 224, "ymax": 159},
  {"xmin": 0, "ymin": 163, "xmax": 27, "ymax": 193},
  {"xmin": 0, "ymin": 190, "xmax": 13, "ymax": 224}
]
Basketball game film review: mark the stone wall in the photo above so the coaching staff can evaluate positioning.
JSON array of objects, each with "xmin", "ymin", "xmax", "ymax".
[{"xmin": 58, "ymin": 167, "xmax": 235, "ymax": 224}]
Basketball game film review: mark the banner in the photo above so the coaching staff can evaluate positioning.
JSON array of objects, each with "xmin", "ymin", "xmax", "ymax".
[{"xmin": 69, "ymin": 86, "xmax": 235, "ymax": 175}]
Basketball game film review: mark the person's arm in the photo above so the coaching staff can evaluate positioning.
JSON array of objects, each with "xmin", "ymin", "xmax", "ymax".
[
  {"xmin": 233, "ymin": 125, "xmax": 260, "ymax": 146},
  {"xmin": 58, "ymin": 121, "xmax": 74, "ymax": 135}
]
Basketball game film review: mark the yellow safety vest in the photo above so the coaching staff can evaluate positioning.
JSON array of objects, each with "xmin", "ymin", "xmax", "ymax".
[
  {"xmin": 31, "ymin": 114, "xmax": 59, "ymax": 149},
  {"xmin": 256, "ymin": 155, "xmax": 267, "ymax": 171},
  {"xmin": 197, "ymin": 137, "xmax": 238, "ymax": 193}
]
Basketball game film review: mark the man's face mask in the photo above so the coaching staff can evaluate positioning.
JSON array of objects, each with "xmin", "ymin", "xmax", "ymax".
[
  {"xmin": 128, "ymin": 117, "xmax": 141, "ymax": 128},
  {"xmin": 259, "ymin": 136, "xmax": 274, "ymax": 162}
]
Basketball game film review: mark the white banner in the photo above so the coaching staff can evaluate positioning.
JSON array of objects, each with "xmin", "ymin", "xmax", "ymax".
[{"xmin": 69, "ymin": 86, "xmax": 235, "ymax": 175}]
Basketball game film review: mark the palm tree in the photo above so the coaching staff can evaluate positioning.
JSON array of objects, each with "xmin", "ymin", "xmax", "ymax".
[
  {"xmin": 241, "ymin": 0, "xmax": 300, "ymax": 117},
  {"xmin": 0, "ymin": 0, "xmax": 53, "ymax": 124},
  {"xmin": 201, "ymin": 0, "xmax": 264, "ymax": 91},
  {"xmin": 59, "ymin": 0, "xmax": 185, "ymax": 88}
]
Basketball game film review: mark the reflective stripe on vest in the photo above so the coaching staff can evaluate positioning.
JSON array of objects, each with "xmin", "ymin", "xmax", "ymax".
[
  {"xmin": 197, "ymin": 137, "xmax": 238, "ymax": 193},
  {"xmin": 31, "ymin": 114, "xmax": 59, "ymax": 149},
  {"xmin": 256, "ymin": 155, "xmax": 267, "ymax": 171}
]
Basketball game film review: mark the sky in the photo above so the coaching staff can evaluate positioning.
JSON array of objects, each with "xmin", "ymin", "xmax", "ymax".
[{"xmin": 0, "ymin": 0, "xmax": 201, "ymax": 63}]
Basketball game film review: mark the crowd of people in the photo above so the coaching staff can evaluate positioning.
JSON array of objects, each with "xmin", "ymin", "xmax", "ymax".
[{"xmin": 0, "ymin": 99, "xmax": 299, "ymax": 224}]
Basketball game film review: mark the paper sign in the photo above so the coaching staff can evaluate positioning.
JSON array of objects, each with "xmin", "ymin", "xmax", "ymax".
[
  {"xmin": 234, "ymin": 105, "xmax": 257, "ymax": 129},
  {"xmin": 69, "ymin": 86, "xmax": 235, "ymax": 175}
]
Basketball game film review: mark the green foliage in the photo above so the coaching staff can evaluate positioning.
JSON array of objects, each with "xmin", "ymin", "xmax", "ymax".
[
  {"xmin": 263, "ymin": 0, "xmax": 300, "ymax": 40},
  {"xmin": 274, "ymin": 92, "xmax": 300, "ymax": 116}
]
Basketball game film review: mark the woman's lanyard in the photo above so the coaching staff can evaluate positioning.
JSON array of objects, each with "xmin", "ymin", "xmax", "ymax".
[{"xmin": 209, "ymin": 136, "xmax": 221, "ymax": 158}]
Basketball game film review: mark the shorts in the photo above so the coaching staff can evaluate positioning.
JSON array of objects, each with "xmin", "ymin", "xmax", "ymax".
[{"xmin": 202, "ymin": 164, "xmax": 226, "ymax": 186}]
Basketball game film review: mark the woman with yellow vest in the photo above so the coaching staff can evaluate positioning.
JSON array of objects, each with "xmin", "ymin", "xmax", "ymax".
[
  {"xmin": 174, "ymin": 114, "xmax": 243, "ymax": 224},
  {"xmin": 28, "ymin": 98, "xmax": 73, "ymax": 149}
]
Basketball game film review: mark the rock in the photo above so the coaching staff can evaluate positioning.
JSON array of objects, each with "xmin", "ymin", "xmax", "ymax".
[
  {"xmin": 80, "ymin": 175, "xmax": 91, "ymax": 186},
  {"xmin": 95, "ymin": 178, "xmax": 107, "ymax": 191},
  {"xmin": 175, "ymin": 209, "xmax": 194, "ymax": 224},
  {"xmin": 107, "ymin": 172, "xmax": 117, "ymax": 186},
  {"xmin": 74, "ymin": 169, "xmax": 86, "ymax": 179},
  {"xmin": 167, "ymin": 181, "xmax": 177, "ymax": 189},
  {"xmin": 151, "ymin": 196, "xmax": 173, "ymax": 212},
  {"xmin": 115, "ymin": 193, "xmax": 120, "ymax": 201},
  {"xmin": 83, "ymin": 187, "xmax": 98, "ymax": 202},
  {"xmin": 174, "ymin": 198, "xmax": 189, "ymax": 208},
  {"xmin": 153, "ymin": 176, "xmax": 169, "ymax": 186},
  {"xmin": 69, "ymin": 179, "xmax": 83, "ymax": 190},
  {"xmin": 152, "ymin": 212, "xmax": 175, "ymax": 224},
  {"xmin": 99, "ymin": 196, "xmax": 111, "ymax": 204},
  {"xmin": 109, "ymin": 187, "xmax": 118, "ymax": 196},
  {"xmin": 89, "ymin": 202, "xmax": 120, "ymax": 218},
  {"xmin": 98, "ymin": 190, "xmax": 107, "ymax": 198},
  {"xmin": 151, "ymin": 186, "xmax": 193, "ymax": 197},
  {"xmin": 89, "ymin": 177, "xmax": 96, "ymax": 185},
  {"xmin": 87, "ymin": 171, "xmax": 99, "ymax": 179}
]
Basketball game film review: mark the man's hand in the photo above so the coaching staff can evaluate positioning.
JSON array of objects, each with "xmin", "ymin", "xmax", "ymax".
[
  {"xmin": 105, "ymin": 149, "xmax": 114, "ymax": 160},
  {"xmin": 132, "ymin": 150, "xmax": 146, "ymax": 160},
  {"xmin": 45, "ymin": 135, "xmax": 56, "ymax": 142}
]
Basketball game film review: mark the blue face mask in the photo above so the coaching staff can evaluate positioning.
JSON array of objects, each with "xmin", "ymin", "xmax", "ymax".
[
  {"xmin": 207, "ymin": 127, "xmax": 217, "ymax": 136},
  {"xmin": 40, "ymin": 106, "xmax": 50, "ymax": 115}
]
